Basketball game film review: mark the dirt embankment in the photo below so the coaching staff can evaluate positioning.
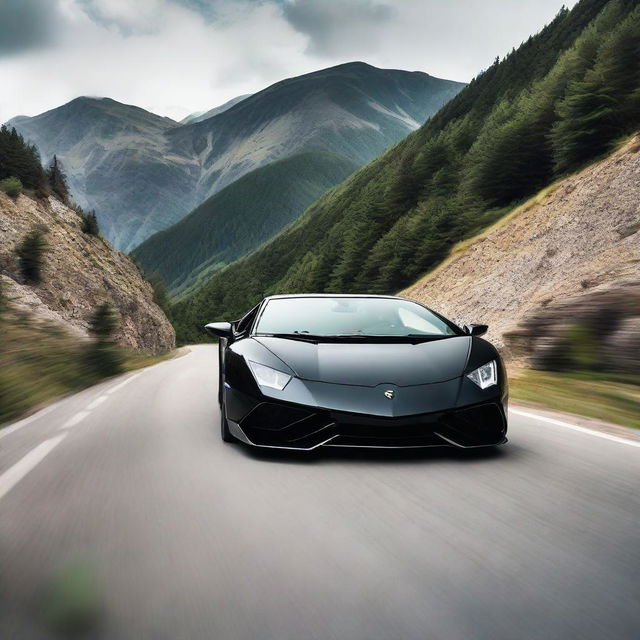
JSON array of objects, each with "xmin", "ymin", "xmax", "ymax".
[
  {"xmin": 402, "ymin": 135, "xmax": 640, "ymax": 368},
  {"xmin": 0, "ymin": 193, "xmax": 175, "ymax": 352}
]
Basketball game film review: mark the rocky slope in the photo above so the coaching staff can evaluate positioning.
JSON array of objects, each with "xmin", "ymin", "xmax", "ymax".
[
  {"xmin": 401, "ymin": 135, "xmax": 640, "ymax": 367},
  {"xmin": 0, "ymin": 192, "xmax": 175, "ymax": 352},
  {"xmin": 8, "ymin": 63, "xmax": 464, "ymax": 251}
]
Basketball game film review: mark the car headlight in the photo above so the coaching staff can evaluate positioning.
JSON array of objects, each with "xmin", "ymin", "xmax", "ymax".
[
  {"xmin": 248, "ymin": 361, "xmax": 292, "ymax": 390},
  {"xmin": 467, "ymin": 360, "xmax": 498, "ymax": 389}
]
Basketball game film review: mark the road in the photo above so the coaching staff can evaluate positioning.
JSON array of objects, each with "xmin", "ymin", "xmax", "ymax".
[{"xmin": 1, "ymin": 345, "xmax": 639, "ymax": 639}]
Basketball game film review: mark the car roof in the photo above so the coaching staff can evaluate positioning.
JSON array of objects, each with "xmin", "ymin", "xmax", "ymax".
[{"xmin": 263, "ymin": 294, "xmax": 405, "ymax": 301}]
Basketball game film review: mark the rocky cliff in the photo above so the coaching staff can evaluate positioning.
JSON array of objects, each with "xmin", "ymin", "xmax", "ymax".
[
  {"xmin": 0, "ymin": 192, "xmax": 174, "ymax": 352},
  {"xmin": 402, "ymin": 135, "xmax": 640, "ymax": 369}
]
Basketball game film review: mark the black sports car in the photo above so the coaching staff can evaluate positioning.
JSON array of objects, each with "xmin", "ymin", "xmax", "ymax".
[{"xmin": 205, "ymin": 294, "xmax": 508, "ymax": 450}]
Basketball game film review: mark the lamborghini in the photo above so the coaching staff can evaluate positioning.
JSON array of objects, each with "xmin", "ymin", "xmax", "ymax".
[{"xmin": 205, "ymin": 294, "xmax": 508, "ymax": 450}]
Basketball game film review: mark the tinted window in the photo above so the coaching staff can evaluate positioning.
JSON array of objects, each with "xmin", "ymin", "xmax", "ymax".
[{"xmin": 255, "ymin": 297, "xmax": 459, "ymax": 337}]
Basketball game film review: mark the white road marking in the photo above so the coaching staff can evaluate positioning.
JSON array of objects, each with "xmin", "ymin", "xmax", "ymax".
[
  {"xmin": 59, "ymin": 410, "xmax": 91, "ymax": 430},
  {"xmin": 107, "ymin": 372, "xmax": 143, "ymax": 395},
  {"xmin": 510, "ymin": 408, "xmax": 640, "ymax": 448},
  {"xmin": 0, "ymin": 405, "xmax": 56, "ymax": 441},
  {"xmin": 0, "ymin": 434, "xmax": 67, "ymax": 501},
  {"xmin": 86, "ymin": 395, "xmax": 108, "ymax": 411}
]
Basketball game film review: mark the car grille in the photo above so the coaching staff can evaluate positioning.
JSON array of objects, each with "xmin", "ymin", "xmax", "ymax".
[{"xmin": 238, "ymin": 401, "xmax": 506, "ymax": 449}]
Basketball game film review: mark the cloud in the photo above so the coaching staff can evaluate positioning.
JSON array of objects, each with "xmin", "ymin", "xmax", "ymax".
[
  {"xmin": 0, "ymin": 0, "xmax": 62, "ymax": 56},
  {"xmin": 282, "ymin": 0, "xmax": 396, "ymax": 57},
  {"xmin": 0, "ymin": 0, "xmax": 577, "ymax": 125},
  {"xmin": 0, "ymin": 0, "xmax": 310, "ymax": 123},
  {"xmin": 76, "ymin": 0, "xmax": 167, "ymax": 35}
]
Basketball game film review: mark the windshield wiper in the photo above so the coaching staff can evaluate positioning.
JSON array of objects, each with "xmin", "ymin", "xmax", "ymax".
[
  {"xmin": 327, "ymin": 333, "xmax": 452, "ymax": 340},
  {"xmin": 256, "ymin": 332, "xmax": 320, "ymax": 344}
]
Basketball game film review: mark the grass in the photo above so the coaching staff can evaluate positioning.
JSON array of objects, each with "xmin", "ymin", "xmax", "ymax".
[
  {"xmin": 509, "ymin": 369, "xmax": 640, "ymax": 429},
  {"xmin": 0, "ymin": 312, "xmax": 176, "ymax": 426}
]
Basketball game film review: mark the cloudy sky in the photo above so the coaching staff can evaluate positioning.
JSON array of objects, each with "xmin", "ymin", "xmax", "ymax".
[{"xmin": 0, "ymin": 0, "xmax": 576, "ymax": 124}]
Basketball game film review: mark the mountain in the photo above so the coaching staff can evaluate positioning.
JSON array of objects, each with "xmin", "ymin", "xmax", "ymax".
[
  {"xmin": 7, "ymin": 98, "xmax": 197, "ymax": 251},
  {"xmin": 166, "ymin": 62, "xmax": 465, "ymax": 199},
  {"xmin": 172, "ymin": 0, "xmax": 640, "ymax": 343},
  {"xmin": 180, "ymin": 94, "xmax": 252, "ymax": 125},
  {"xmin": 132, "ymin": 150, "xmax": 359, "ymax": 294},
  {"xmin": 7, "ymin": 63, "xmax": 465, "ymax": 251}
]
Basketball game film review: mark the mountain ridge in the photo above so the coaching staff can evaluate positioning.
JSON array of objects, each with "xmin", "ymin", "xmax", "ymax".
[
  {"xmin": 7, "ymin": 62, "xmax": 465, "ymax": 251},
  {"xmin": 132, "ymin": 150, "xmax": 360, "ymax": 294}
]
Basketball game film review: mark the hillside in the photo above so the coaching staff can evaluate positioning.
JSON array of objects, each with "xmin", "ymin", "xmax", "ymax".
[
  {"xmin": 8, "ymin": 63, "xmax": 464, "ymax": 251},
  {"xmin": 0, "ymin": 192, "xmax": 175, "ymax": 352},
  {"xmin": 402, "ymin": 135, "xmax": 640, "ymax": 369},
  {"xmin": 172, "ymin": 0, "xmax": 640, "ymax": 342},
  {"xmin": 132, "ymin": 151, "xmax": 359, "ymax": 294}
]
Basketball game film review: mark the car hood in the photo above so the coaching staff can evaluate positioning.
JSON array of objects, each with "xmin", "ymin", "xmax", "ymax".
[{"xmin": 253, "ymin": 336, "xmax": 471, "ymax": 386}]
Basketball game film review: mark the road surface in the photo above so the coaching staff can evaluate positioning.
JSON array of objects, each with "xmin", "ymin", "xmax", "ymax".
[{"xmin": 1, "ymin": 345, "xmax": 638, "ymax": 639}]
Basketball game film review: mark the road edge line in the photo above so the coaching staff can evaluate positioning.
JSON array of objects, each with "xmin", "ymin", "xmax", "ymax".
[{"xmin": 509, "ymin": 408, "xmax": 640, "ymax": 448}]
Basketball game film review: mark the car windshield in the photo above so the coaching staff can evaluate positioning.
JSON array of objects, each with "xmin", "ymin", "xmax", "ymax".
[{"xmin": 255, "ymin": 297, "xmax": 461, "ymax": 338}]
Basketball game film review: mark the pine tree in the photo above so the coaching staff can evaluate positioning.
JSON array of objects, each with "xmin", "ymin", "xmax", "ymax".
[
  {"xmin": 552, "ymin": 8, "xmax": 640, "ymax": 172},
  {"xmin": 80, "ymin": 210, "xmax": 100, "ymax": 236},
  {"xmin": 16, "ymin": 230, "xmax": 47, "ymax": 284},
  {"xmin": 0, "ymin": 126, "xmax": 47, "ymax": 195},
  {"xmin": 47, "ymin": 155, "xmax": 70, "ymax": 203}
]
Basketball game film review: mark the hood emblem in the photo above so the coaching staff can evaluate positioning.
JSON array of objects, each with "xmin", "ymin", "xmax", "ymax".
[{"xmin": 384, "ymin": 389, "xmax": 395, "ymax": 399}]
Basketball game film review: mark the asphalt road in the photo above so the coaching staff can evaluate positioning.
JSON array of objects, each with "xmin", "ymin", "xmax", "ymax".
[{"xmin": 1, "ymin": 345, "xmax": 639, "ymax": 640}]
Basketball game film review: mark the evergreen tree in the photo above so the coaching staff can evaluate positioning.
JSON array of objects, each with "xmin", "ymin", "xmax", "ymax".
[
  {"xmin": 0, "ymin": 125, "xmax": 47, "ymax": 195},
  {"xmin": 47, "ymin": 155, "xmax": 70, "ymax": 203},
  {"xmin": 80, "ymin": 210, "xmax": 100, "ymax": 236},
  {"xmin": 16, "ymin": 230, "xmax": 47, "ymax": 284},
  {"xmin": 552, "ymin": 8, "xmax": 640, "ymax": 172}
]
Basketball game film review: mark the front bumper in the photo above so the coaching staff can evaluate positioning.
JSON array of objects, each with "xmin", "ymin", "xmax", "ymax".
[{"xmin": 226, "ymin": 395, "xmax": 508, "ymax": 450}]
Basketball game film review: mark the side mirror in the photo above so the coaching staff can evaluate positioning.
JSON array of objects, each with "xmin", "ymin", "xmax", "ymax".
[
  {"xmin": 464, "ymin": 323, "xmax": 488, "ymax": 337},
  {"xmin": 204, "ymin": 322, "xmax": 232, "ymax": 338}
]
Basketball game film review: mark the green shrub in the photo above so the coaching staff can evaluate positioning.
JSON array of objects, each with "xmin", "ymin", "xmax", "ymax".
[
  {"xmin": 88, "ymin": 302, "xmax": 118, "ymax": 341},
  {"xmin": 84, "ymin": 342, "xmax": 123, "ymax": 377},
  {"xmin": 0, "ymin": 176, "xmax": 22, "ymax": 198},
  {"xmin": 16, "ymin": 229, "xmax": 47, "ymax": 284},
  {"xmin": 85, "ymin": 302, "xmax": 123, "ymax": 376}
]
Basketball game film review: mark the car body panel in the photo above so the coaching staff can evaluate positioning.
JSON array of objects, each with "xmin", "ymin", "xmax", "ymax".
[{"xmin": 253, "ymin": 336, "xmax": 471, "ymax": 385}]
